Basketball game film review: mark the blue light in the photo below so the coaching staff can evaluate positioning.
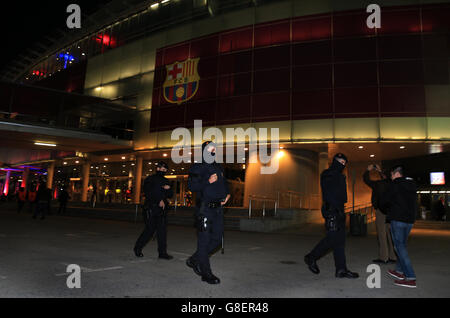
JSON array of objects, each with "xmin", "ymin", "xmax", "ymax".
[{"xmin": 57, "ymin": 53, "xmax": 76, "ymax": 69}]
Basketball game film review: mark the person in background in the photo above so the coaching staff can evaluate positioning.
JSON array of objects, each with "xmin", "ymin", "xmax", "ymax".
[
  {"xmin": 380, "ymin": 165, "xmax": 418, "ymax": 288},
  {"xmin": 33, "ymin": 181, "xmax": 51, "ymax": 220},
  {"xmin": 28, "ymin": 184, "xmax": 37, "ymax": 214},
  {"xmin": 91, "ymin": 184, "xmax": 97, "ymax": 208},
  {"xmin": 134, "ymin": 161, "xmax": 174, "ymax": 260},
  {"xmin": 363, "ymin": 164, "xmax": 396, "ymax": 265},
  {"xmin": 58, "ymin": 186, "xmax": 70, "ymax": 214},
  {"xmin": 17, "ymin": 187, "xmax": 27, "ymax": 213}
]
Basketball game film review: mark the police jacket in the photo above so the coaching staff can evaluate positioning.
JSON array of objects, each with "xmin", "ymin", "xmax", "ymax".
[
  {"xmin": 188, "ymin": 162, "xmax": 230, "ymax": 204},
  {"xmin": 363, "ymin": 170, "xmax": 390, "ymax": 213},
  {"xmin": 143, "ymin": 172, "xmax": 173, "ymax": 206},
  {"xmin": 321, "ymin": 159, "xmax": 347, "ymax": 212},
  {"xmin": 379, "ymin": 177, "xmax": 418, "ymax": 224}
]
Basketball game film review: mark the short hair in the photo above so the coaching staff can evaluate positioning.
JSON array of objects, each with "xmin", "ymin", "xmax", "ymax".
[{"xmin": 390, "ymin": 165, "xmax": 404, "ymax": 176}]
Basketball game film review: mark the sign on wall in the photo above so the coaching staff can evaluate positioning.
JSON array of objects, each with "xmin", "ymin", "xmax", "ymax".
[{"xmin": 163, "ymin": 58, "xmax": 200, "ymax": 104}]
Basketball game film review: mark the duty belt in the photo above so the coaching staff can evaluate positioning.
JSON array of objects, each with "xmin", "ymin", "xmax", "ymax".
[{"xmin": 207, "ymin": 201, "xmax": 222, "ymax": 209}]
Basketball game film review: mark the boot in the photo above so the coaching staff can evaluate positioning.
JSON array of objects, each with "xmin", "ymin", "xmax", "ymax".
[
  {"xmin": 186, "ymin": 257, "xmax": 202, "ymax": 276},
  {"xmin": 336, "ymin": 269, "xmax": 359, "ymax": 279},
  {"xmin": 133, "ymin": 247, "xmax": 144, "ymax": 258},
  {"xmin": 201, "ymin": 272, "xmax": 220, "ymax": 284},
  {"xmin": 304, "ymin": 254, "xmax": 320, "ymax": 274},
  {"xmin": 158, "ymin": 253, "xmax": 173, "ymax": 260}
]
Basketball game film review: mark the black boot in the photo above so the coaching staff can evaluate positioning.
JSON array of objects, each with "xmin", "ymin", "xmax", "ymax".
[
  {"xmin": 158, "ymin": 253, "xmax": 173, "ymax": 260},
  {"xmin": 133, "ymin": 247, "xmax": 144, "ymax": 258},
  {"xmin": 304, "ymin": 254, "xmax": 320, "ymax": 274},
  {"xmin": 336, "ymin": 269, "xmax": 359, "ymax": 279},
  {"xmin": 186, "ymin": 257, "xmax": 202, "ymax": 276},
  {"xmin": 201, "ymin": 272, "xmax": 220, "ymax": 284}
]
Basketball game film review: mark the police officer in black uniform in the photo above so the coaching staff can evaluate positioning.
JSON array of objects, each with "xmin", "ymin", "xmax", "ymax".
[
  {"xmin": 304, "ymin": 153, "xmax": 359, "ymax": 279},
  {"xmin": 186, "ymin": 141, "xmax": 231, "ymax": 284},
  {"xmin": 133, "ymin": 161, "xmax": 174, "ymax": 260}
]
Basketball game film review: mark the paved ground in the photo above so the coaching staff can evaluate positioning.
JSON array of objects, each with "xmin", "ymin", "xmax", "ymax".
[{"xmin": 0, "ymin": 209, "xmax": 449, "ymax": 298}]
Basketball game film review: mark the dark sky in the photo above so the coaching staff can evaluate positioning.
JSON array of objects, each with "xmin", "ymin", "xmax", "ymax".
[{"xmin": 0, "ymin": 1, "xmax": 112, "ymax": 71}]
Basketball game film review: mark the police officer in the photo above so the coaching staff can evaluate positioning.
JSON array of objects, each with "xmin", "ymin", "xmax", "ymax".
[
  {"xmin": 186, "ymin": 141, "xmax": 230, "ymax": 284},
  {"xmin": 304, "ymin": 153, "xmax": 359, "ymax": 279},
  {"xmin": 133, "ymin": 161, "xmax": 173, "ymax": 260}
]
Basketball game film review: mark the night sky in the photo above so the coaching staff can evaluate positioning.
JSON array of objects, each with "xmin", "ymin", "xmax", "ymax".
[{"xmin": 0, "ymin": 1, "xmax": 112, "ymax": 72}]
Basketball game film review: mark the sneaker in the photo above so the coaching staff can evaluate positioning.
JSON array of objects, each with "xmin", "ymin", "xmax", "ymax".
[
  {"xmin": 394, "ymin": 279, "xmax": 416, "ymax": 288},
  {"xmin": 387, "ymin": 269, "xmax": 405, "ymax": 280}
]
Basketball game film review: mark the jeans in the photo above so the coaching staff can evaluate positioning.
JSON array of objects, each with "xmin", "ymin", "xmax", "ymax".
[{"xmin": 390, "ymin": 220, "xmax": 416, "ymax": 280}]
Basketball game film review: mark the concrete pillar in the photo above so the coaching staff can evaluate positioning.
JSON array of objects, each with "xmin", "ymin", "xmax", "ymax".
[
  {"xmin": 21, "ymin": 167, "xmax": 29, "ymax": 189},
  {"xmin": 46, "ymin": 161, "xmax": 55, "ymax": 189},
  {"xmin": 134, "ymin": 157, "xmax": 143, "ymax": 204},
  {"xmin": 81, "ymin": 161, "xmax": 90, "ymax": 202},
  {"xmin": 3, "ymin": 171, "xmax": 11, "ymax": 195},
  {"xmin": 243, "ymin": 149, "xmax": 319, "ymax": 208}
]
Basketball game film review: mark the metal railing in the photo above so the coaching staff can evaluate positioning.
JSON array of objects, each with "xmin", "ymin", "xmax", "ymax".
[
  {"xmin": 248, "ymin": 195, "xmax": 277, "ymax": 219},
  {"xmin": 345, "ymin": 202, "xmax": 375, "ymax": 223},
  {"xmin": 277, "ymin": 190, "xmax": 321, "ymax": 210}
]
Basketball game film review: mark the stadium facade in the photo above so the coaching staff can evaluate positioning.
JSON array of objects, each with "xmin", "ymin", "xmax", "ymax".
[{"xmin": 1, "ymin": 0, "xmax": 449, "ymax": 210}]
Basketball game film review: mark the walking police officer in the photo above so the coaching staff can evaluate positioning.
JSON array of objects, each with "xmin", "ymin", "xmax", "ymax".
[
  {"xmin": 134, "ymin": 161, "xmax": 173, "ymax": 260},
  {"xmin": 304, "ymin": 153, "xmax": 359, "ymax": 279},
  {"xmin": 186, "ymin": 141, "xmax": 230, "ymax": 284}
]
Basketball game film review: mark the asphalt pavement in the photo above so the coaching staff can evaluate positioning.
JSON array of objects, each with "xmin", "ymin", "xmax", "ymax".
[{"xmin": 1, "ymin": 209, "xmax": 449, "ymax": 298}]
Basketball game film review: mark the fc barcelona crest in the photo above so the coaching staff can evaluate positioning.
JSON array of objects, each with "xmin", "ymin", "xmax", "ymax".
[{"xmin": 163, "ymin": 58, "xmax": 200, "ymax": 104}]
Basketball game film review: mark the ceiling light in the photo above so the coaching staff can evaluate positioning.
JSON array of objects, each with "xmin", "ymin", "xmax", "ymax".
[
  {"xmin": 104, "ymin": 158, "xmax": 108, "ymax": 161},
  {"xmin": 370, "ymin": 154, "xmax": 375, "ymax": 158},
  {"xmin": 358, "ymin": 146, "xmax": 364, "ymax": 149},
  {"xmin": 400, "ymin": 146, "xmax": 406, "ymax": 149},
  {"xmin": 34, "ymin": 142, "xmax": 56, "ymax": 147}
]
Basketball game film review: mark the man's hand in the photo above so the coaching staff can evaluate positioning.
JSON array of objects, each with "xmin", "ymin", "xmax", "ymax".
[
  {"xmin": 209, "ymin": 173, "xmax": 218, "ymax": 184},
  {"xmin": 159, "ymin": 200, "xmax": 165, "ymax": 209},
  {"xmin": 162, "ymin": 185, "xmax": 170, "ymax": 190},
  {"xmin": 221, "ymin": 194, "xmax": 231, "ymax": 206}
]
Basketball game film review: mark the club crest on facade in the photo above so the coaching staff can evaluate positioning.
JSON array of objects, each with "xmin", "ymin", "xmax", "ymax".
[{"xmin": 163, "ymin": 58, "xmax": 200, "ymax": 104}]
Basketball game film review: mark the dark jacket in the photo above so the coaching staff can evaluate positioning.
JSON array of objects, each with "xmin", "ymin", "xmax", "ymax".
[
  {"xmin": 363, "ymin": 170, "xmax": 390, "ymax": 213},
  {"xmin": 36, "ymin": 187, "xmax": 51, "ymax": 204},
  {"xmin": 143, "ymin": 172, "xmax": 173, "ymax": 206},
  {"xmin": 188, "ymin": 162, "xmax": 230, "ymax": 204},
  {"xmin": 58, "ymin": 190, "xmax": 70, "ymax": 203},
  {"xmin": 379, "ymin": 177, "xmax": 418, "ymax": 224},
  {"xmin": 320, "ymin": 159, "xmax": 347, "ymax": 216}
]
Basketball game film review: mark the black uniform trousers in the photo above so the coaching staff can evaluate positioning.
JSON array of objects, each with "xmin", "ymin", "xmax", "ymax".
[
  {"xmin": 134, "ymin": 205, "xmax": 168, "ymax": 255},
  {"xmin": 34, "ymin": 202, "xmax": 48, "ymax": 219},
  {"xmin": 191, "ymin": 205, "xmax": 224, "ymax": 275},
  {"xmin": 58, "ymin": 201, "xmax": 67, "ymax": 214},
  {"xmin": 309, "ymin": 218, "xmax": 347, "ymax": 272}
]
